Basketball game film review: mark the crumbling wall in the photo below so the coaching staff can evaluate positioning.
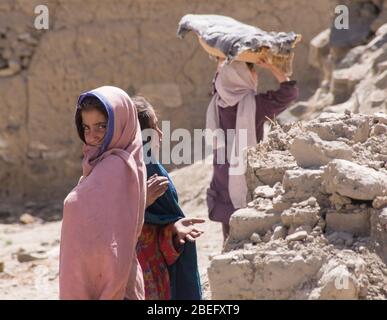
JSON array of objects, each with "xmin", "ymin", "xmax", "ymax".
[
  {"xmin": 208, "ymin": 112, "xmax": 387, "ymax": 299},
  {"xmin": 0, "ymin": 0, "xmax": 333, "ymax": 211}
]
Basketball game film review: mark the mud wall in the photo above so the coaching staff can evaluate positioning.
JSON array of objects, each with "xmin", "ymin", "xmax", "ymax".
[{"xmin": 0, "ymin": 0, "xmax": 334, "ymax": 207}]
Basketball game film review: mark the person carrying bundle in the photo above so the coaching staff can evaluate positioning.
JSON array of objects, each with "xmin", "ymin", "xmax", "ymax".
[{"xmin": 178, "ymin": 14, "xmax": 301, "ymax": 242}]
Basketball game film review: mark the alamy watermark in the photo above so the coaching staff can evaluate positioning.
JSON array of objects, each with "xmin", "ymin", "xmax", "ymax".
[
  {"xmin": 34, "ymin": 5, "xmax": 49, "ymax": 30},
  {"xmin": 334, "ymin": 5, "xmax": 349, "ymax": 30},
  {"xmin": 142, "ymin": 121, "xmax": 248, "ymax": 175}
]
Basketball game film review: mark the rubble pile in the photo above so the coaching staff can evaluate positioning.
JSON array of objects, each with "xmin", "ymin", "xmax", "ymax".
[{"xmin": 208, "ymin": 112, "xmax": 387, "ymax": 299}]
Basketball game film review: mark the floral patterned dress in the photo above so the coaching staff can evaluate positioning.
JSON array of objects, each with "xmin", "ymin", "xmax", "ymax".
[{"xmin": 136, "ymin": 223, "xmax": 181, "ymax": 300}]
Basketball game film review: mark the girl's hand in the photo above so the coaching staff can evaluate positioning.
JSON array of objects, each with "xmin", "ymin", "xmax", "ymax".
[
  {"xmin": 172, "ymin": 217, "xmax": 205, "ymax": 245},
  {"xmin": 256, "ymin": 56, "xmax": 290, "ymax": 83},
  {"xmin": 146, "ymin": 174, "xmax": 169, "ymax": 208},
  {"xmin": 255, "ymin": 56, "xmax": 273, "ymax": 69}
]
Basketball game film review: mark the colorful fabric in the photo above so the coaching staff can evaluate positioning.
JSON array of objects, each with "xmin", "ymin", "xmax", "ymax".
[
  {"xmin": 138, "ymin": 162, "xmax": 202, "ymax": 300},
  {"xmin": 137, "ymin": 224, "xmax": 181, "ymax": 300}
]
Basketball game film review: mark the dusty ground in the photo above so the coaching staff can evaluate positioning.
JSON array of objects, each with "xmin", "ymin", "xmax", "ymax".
[{"xmin": 0, "ymin": 157, "xmax": 222, "ymax": 300}]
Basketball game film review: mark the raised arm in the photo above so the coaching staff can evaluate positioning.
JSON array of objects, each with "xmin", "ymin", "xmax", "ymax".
[{"xmin": 255, "ymin": 57, "xmax": 299, "ymax": 120}]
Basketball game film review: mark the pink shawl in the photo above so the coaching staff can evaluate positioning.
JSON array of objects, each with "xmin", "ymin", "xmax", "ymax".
[
  {"xmin": 59, "ymin": 86, "xmax": 146, "ymax": 300},
  {"xmin": 206, "ymin": 61, "xmax": 258, "ymax": 209}
]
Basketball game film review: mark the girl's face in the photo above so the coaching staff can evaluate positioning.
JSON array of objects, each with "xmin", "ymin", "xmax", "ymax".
[{"xmin": 81, "ymin": 109, "xmax": 108, "ymax": 146}]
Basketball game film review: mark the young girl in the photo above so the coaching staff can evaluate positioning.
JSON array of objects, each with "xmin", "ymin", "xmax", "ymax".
[
  {"xmin": 206, "ymin": 58, "xmax": 299, "ymax": 242},
  {"xmin": 133, "ymin": 95, "xmax": 204, "ymax": 300},
  {"xmin": 59, "ymin": 86, "xmax": 146, "ymax": 300}
]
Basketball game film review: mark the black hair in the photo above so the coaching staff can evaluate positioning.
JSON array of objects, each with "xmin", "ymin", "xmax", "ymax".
[
  {"xmin": 132, "ymin": 95, "xmax": 157, "ymax": 131},
  {"xmin": 246, "ymin": 62, "xmax": 255, "ymax": 71},
  {"xmin": 75, "ymin": 96, "xmax": 108, "ymax": 143}
]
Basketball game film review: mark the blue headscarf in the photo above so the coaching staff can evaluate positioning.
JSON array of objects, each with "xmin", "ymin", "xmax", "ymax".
[{"xmin": 145, "ymin": 162, "xmax": 202, "ymax": 300}]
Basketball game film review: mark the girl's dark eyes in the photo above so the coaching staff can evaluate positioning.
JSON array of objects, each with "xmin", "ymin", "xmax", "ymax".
[{"xmin": 82, "ymin": 124, "xmax": 107, "ymax": 131}]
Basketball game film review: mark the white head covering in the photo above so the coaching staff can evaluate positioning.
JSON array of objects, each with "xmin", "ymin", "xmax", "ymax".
[{"xmin": 206, "ymin": 61, "xmax": 258, "ymax": 209}]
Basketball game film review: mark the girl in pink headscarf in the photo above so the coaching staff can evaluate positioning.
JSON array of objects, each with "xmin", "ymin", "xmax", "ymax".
[
  {"xmin": 59, "ymin": 86, "xmax": 146, "ymax": 300},
  {"xmin": 206, "ymin": 58, "xmax": 299, "ymax": 242}
]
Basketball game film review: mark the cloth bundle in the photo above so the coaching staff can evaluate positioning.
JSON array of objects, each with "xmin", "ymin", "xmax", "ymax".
[{"xmin": 177, "ymin": 14, "xmax": 301, "ymax": 76}]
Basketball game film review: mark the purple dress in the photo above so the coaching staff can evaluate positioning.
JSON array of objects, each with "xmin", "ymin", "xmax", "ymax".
[{"xmin": 206, "ymin": 80, "xmax": 299, "ymax": 224}]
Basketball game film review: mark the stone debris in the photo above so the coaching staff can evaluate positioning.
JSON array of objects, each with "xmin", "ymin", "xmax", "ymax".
[
  {"xmin": 326, "ymin": 211, "xmax": 371, "ymax": 236},
  {"xmin": 379, "ymin": 209, "xmax": 387, "ymax": 228},
  {"xmin": 254, "ymin": 186, "xmax": 275, "ymax": 199},
  {"xmin": 272, "ymin": 226, "xmax": 287, "ymax": 241},
  {"xmin": 310, "ymin": 255, "xmax": 368, "ymax": 300},
  {"xmin": 16, "ymin": 249, "xmax": 48, "ymax": 263},
  {"xmin": 281, "ymin": 198, "xmax": 320, "ymax": 229},
  {"xmin": 373, "ymin": 112, "xmax": 387, "ymax": 125},
  {"xmin": 373, "ymin": 196, "xmax": 387, "ymax": 209},
  {"xmin": 323, "ymin": 159, "xmax": 387, "ymax": 201},
  {"xmin": 229, "ymin": 208, "xmax": 280, "ymax": 241},
  {"xmin": 290, "ymin": 132, "xmax": 353, "ymax": 168},
  {"xmin": 19, "ymin": 213, "xmax": 39, "ymax": 225},
  {"xmin": 209, "ymin": 111, "xmax": 387, "ymax": 300},
  {"xmin": 250, "ymin": 233, "xmax": 261, "ymax": 244},
  {"xmin": 286, "ymin": 231, "xmax": 308, "ymax": 242}
]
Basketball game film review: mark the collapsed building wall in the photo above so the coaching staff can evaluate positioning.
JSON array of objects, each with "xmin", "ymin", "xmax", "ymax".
[{"xmin": 208, "ymin": 111, "xmax": 387, "ymax": 299}]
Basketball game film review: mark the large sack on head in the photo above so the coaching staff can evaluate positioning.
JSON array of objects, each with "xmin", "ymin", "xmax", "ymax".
[{"xmin": 177, "ymin": 14, "xmax": 302, "ymax": 76}]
